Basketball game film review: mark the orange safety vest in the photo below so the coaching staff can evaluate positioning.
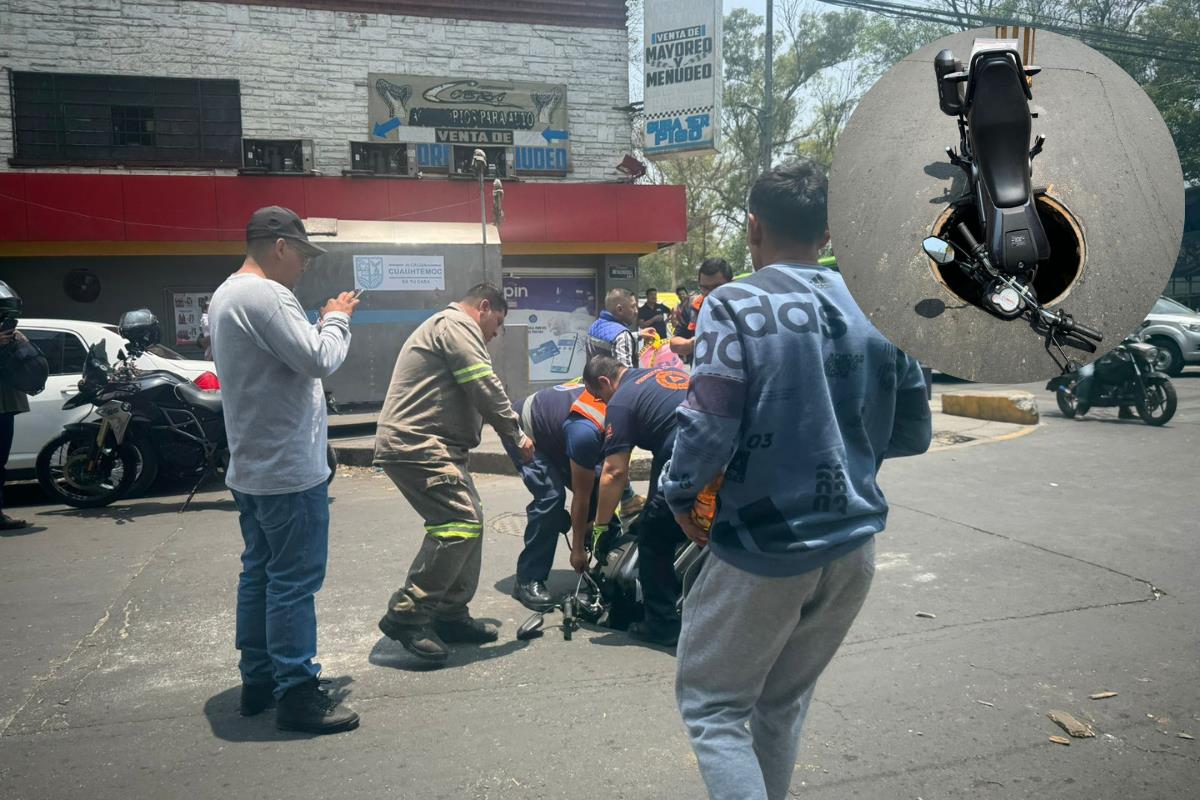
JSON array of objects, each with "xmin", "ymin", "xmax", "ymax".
[
  {"xmin": 569, "ymin": 389, "xmax": 607, "ymax": 431},
  {"xmin": 687, "ymin": 292, "xmax": 703, "ymax": 334}
]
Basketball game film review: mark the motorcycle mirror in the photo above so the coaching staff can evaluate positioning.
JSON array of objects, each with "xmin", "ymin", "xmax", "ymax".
[
  {"xmin": 516, "ymin": 613, "xmax": 546, "ymax": 641},
  {"xmin": 922, "ymin": 236, "xmax": 957, "ymax": 265}
]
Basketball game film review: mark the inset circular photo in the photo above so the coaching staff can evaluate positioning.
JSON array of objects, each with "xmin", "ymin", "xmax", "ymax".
[{"xmin": 829, "ymin": 28, "xmax": 1185, "ymax": 383}]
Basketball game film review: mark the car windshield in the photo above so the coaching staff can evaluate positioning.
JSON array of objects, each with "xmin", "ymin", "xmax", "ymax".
[{"xmin": 1152, "ymin": 297, "xmax": 1197, "ymax": 315}]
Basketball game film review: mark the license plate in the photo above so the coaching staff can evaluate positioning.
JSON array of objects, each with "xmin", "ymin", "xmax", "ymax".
[{"xmin": 97, "ymin": 401, "xmax": 132, "ymax": 444}]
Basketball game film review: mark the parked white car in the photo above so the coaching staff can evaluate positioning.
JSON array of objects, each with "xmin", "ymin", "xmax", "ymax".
[
  {"xmin": 7, "ymin": 319, "xmax": 216, "ymax": 477},
  {"xmin": 1139, "ymin": 296, "xmax": 1200, "ymax": 376}
]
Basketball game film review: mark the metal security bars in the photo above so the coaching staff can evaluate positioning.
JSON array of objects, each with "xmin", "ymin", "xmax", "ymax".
[{"xmin": 8, "ymin": 72, "xmax": 242, "ymax": 168}]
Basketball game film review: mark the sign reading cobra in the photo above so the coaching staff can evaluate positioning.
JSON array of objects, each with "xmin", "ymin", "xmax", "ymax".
[
  {"xmin": 367, "ymin": 74, "xmax": 571, "ymax": 176},
  {"xmin": 643, "ymin": 0, "xmax": 722, "ymax": 159},
  {"xmin": 353, "ymin": 255, "xmax": 445, "ymax": 292}
]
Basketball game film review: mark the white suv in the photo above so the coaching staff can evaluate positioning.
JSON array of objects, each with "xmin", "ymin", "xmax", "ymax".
[
  {"xmin": 7, "ymin": 319, "xmax": 215, "ymax": 478},
  {"xmin": 1140, "ymin": 296, "xmax": 1200, "ymax": 376}
]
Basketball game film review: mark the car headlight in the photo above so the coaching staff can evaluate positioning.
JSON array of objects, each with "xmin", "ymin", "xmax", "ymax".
[{"xmin": 1184, "ymin": 323, "xmax": 1200, "ymax": 333}]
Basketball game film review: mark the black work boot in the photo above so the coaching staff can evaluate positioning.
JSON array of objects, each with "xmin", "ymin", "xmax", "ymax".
[
  {"xmin": 628, "ymin": 621, "xmax": 680, "ymax": 648},
  {"xmin": 513, "ymin": 579, "xmax": 556, "ymax": 612},
  {"xmin": 378, "ymin": 614, "xmax": 450, "ymax": 663},
  {"xmin": 1118, "ymin": 405, "xmax": 1137, "ymax": 419},
  {"xmin": 434, "ymin": 617, "xmax": 499, "ymax": 644},
  {"xmin": 275, "ymin": 678, "xmax": 359, "ymax": 734},
  {"xmin": 240, "ymin": 682, "xmax": 276, "ymax": 716}
]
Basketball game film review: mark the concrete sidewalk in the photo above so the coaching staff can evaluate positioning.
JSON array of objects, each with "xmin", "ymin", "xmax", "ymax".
[{"xmin": 329, "ymin": 392, "xmax": 1038, "ymax": 475}]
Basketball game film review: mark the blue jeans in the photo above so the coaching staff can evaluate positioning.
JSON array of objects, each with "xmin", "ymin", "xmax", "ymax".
[{"xmin": 232, "ymin": 483, "xmax": 329, "ymax": 698}]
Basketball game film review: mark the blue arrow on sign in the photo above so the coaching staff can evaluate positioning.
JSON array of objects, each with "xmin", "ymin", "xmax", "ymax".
[
  {"xmin": 373, "ymin": 117, "xmax": 402, "ymax": 138},
  {"xmin": 541, "ymin": 127, "xmax": 569, "ymax": 143}
]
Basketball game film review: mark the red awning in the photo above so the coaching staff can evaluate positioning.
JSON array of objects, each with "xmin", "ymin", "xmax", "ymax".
[{"xmin": 0, "ymin": 174, "xmax": 686, "ymax": 255}]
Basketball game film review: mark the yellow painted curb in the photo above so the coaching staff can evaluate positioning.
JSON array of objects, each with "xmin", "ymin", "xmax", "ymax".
[
  {"xmin": 941, "ymin": 391, "xmax": 1040, "ymax": 425},
  {"xmin": 928, "ymin": 422, "xmax": 1039, "ymax": 452}
]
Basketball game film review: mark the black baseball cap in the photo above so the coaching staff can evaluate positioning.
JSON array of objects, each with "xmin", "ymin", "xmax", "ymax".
[{"xmin": 245, "ymin": 206, "xmax": 326, "ymax": 257}]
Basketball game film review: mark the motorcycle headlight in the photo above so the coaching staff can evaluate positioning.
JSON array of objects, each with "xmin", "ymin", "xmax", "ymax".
[{"xmin": 1144, "ymin": 345, "xmax": 1159, "ymax": 361}]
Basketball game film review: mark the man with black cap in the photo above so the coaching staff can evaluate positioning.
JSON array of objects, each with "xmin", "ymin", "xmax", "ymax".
[{"xmin": 209, "ymin": 206, "xmax": 360, "ymax": 735}]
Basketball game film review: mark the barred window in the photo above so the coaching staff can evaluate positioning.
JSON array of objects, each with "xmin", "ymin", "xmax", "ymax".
[{"xmin": 9, "ymin": 71, "xmax": 242, "ymax": 168}]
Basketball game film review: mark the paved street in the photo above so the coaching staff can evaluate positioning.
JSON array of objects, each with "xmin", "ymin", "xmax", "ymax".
[{"xmin": 1, "ymin": 373, "xmax": 1198, "ymax": 799}]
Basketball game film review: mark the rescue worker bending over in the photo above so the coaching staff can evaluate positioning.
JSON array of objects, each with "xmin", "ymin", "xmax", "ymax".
[
  {"xmin": 507, "ymin": 382, "xmax": 617, "ymax": 611},
  {"xmin": 582, "ymin": 355, "xmax": 689, "ymax": 647}
]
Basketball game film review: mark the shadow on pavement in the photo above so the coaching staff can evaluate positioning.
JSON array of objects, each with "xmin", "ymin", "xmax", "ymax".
[
  {"xmin": 0, "ymin": 523, "xmax": 48, "ymax": 538},
  {"xmin": 203, "ymin": 676, "xmax": 358, "ymax": 742},
  {"xmin": 368, "ymin": 621, "xmax": 529, "ymax": 672},
  {"xmin": 38, "ymin": 497, "xmax": 237, "ymax": 523}
]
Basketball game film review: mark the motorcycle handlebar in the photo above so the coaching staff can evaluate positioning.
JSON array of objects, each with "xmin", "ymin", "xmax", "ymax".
[
  {"xmin": 955, "ymin": 222, "xmax": 981, "ymax": 252},
  {"xmin": 1064, "ymin": 320, "xmax": 1103, "ymax": 342}
]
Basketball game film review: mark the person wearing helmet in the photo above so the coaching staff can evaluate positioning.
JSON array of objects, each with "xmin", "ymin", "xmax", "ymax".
[{"xmin": 0, "ymin": 280, "xmax": 30, "ymax": 530}]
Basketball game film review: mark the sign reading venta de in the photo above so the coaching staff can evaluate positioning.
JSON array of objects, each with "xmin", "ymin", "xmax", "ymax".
[
  {"xmin": 643, "ymin": 0, "xmax": 722, "ymax": 159},
  {"xmin": 367, "ymin": 74, "xmax": 571, "ymax": 175},
  {"xmin": 354, "ymin": 255, "xmax": 445, "ymax": 292}
]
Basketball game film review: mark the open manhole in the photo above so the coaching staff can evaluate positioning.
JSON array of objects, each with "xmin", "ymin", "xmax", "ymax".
[
  {"xmin": 489, "ymin": 512, "xmax": 526, "ymax": 538},
  {"xmin": 928, "ymin": 192, "xmax": 1086, "ymax": 310}
]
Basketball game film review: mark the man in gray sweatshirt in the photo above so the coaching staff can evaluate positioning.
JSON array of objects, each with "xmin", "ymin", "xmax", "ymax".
[{"xmin": 209, "ymin": 206, "xmax": 360, "ymax": 735}]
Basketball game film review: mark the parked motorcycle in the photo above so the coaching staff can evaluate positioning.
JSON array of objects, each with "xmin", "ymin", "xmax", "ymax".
[
  {"xmin": 36, "ymin": 310, "xmax": 337, "ymax": 509},
  {"xmin": 934, "ymin": 38, "xmax": 1048, "ymax": 316},
  {"xmin": 1047, "ymin": 334, "xmax": 1177, "ymax": 425}
]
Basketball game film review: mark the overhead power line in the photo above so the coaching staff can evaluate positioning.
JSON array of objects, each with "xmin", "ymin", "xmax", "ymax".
[{"xmin": 820, "ymin": 0, "xmax": 1200, "ymax": 67}]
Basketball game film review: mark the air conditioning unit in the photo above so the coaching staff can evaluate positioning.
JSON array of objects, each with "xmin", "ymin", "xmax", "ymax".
[
  {"xmin": 346, "ymin": 141, "xmax": 410, "ymax": 176},
  {"xmin": 240, "ymin": 138, "xmax": 314, "ymax": 174}
]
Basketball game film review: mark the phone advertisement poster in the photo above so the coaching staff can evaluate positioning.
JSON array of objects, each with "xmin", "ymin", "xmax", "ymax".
[{"xmin": 503, "ymin": 275, "xmax": 597, "ymax": 382}]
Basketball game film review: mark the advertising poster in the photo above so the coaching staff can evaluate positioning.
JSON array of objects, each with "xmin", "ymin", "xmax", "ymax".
[
  {"xmin": 643, "ymin": 0, "xmax": 723, "ymax": 159},
  {"xmin": 173, "ymin": 291, "xmax": 211, "ymax": 347},
  {"xmin": 503, "ymin": 275, "xmax": 597, "ymax": 383}
]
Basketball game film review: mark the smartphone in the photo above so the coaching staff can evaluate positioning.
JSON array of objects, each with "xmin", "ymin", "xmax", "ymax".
[{"xmin": 352, "ymin": 288, "xmax": 366, "ymax": 299}]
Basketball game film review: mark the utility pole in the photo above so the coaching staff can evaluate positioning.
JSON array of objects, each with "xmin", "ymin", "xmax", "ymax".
[{"xmin": 760, "ymin": 0, "xmax": 774, "ymax": 176}]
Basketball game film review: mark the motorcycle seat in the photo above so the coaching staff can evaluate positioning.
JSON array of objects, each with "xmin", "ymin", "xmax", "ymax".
[
  {"xmin": 968, "ymin": 53, "xmax": 1033, "ymax": 208},
  {"xmin": 175, "ymin": 381, "xmax": 223, "ymax": 415}
]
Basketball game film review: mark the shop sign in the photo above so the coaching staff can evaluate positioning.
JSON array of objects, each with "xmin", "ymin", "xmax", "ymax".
[
  {"xmin": 643, "ymin": 0, "xmax": 723, "ymax": 159},
  {"xmin": 353, "ymin": 255, "xmax": 445, "ymax": 292}
]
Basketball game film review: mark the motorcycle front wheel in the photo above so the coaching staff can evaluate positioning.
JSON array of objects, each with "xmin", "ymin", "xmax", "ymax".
[
  {"xmin": 1137, "ymin": 380, "xmax": 1177, "ymax": 426},
  {"xmin": 1055, "ymin": 384, "xmax": 1080, "ymax": 419},
  {"xmin": 36, "ymin": 430, "xmax": 140, "ymax": 508}
]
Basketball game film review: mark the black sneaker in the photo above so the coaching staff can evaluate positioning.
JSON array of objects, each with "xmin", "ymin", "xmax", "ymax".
[
  {"xmin": 0, "ymin": 514, "xmax": 29, "ymax": 531},
  {"xmin": 513, "ymin": 580, "xmax": 556, "ymax": 613},
  {"xmin": 434, "ymin": 617, "xmax": 499, "ymax": 644},
  {"xmin": 378, "ymin": 614, "xmax": 450, "ymax": 663},
  {"xmin": 628, "ymin": 621, "xmax": 679, "ymax": 648},
  {"xmin": 275, "ymin": 678, "xmax": 359, "ymax": 735},
  {"xmin": 240, "ymin": 682, "xmax": 276, "ymax": 716}
]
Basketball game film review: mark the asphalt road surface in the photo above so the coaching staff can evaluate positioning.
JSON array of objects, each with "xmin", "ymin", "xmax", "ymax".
[{"xmin": 1, "ymin": 371, "xmax": 1197, "ymax": 799}]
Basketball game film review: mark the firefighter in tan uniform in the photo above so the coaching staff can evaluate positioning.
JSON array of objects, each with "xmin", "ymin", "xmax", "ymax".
[{"xmin": 374, "ymin": 283, "xmax": 533, "ymax": 664}]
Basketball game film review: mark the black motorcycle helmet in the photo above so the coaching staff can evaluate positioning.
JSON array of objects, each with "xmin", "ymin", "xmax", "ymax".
[
  {"xmin": 0, "ymin": 280, "xmax": 22, "ymax": 320},
  {"xmin": 117, "ymin": 308, "xmax": 161, "ymax": 352}
]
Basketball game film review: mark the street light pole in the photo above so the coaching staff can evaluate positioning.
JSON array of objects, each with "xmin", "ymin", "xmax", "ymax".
[
  {"xmin": 761, "ymin": 0, "xmax": 774, "ymax": 176},
  {"xmin": 472, "ymin": 148, "xmax": 488, "ymax": 279}
]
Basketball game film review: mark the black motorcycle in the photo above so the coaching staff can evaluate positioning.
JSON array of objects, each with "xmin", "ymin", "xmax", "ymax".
[
  {"xmin": 923, "ymin": 224, "xmax": 1102, "ymax": 374},
  {"xmin": 36, "ymin": 310, "xmax": 337, "ymax": 509},
  {"xmin": 1047, "ymin": 335, "xmax": 1177, "ymax": 426},
  {"xmin": 934, "ymin": 39, "xmax": 1048, "ymax": 316},
  {"xmin": 516, "ymin": 519, "xmax": 707, "ymax": 642}
]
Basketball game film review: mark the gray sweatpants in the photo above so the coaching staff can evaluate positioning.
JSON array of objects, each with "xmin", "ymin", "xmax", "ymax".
[{"xmin": 675, "ymin": 538, "xmax": 876, "ymax": 800}]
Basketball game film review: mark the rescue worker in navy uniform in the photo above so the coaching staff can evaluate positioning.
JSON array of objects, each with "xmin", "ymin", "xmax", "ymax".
[
  {"xmin": 582, "ymin": 355, "xmax": 689, "ymax": 647},
  {"xmin": 506, "ymin": 382, "xmax": 615, "ymax": 611},
  {"xmin": 669, "ymin": 258, "xmax": 733, "ymax": 363}
]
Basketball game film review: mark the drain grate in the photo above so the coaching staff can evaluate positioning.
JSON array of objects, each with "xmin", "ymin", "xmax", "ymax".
[
  {"xmin": 489, "ymin": 512, "xmax": 527, "ymax": 537},
  {"xmin": 935, "ymin": 432, "xmax": 976, "ymax": 446}
]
